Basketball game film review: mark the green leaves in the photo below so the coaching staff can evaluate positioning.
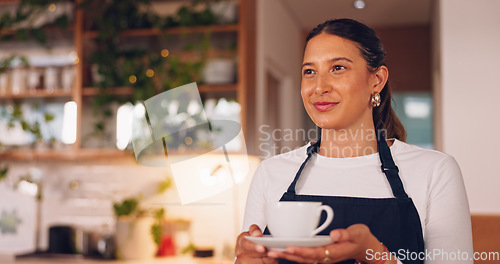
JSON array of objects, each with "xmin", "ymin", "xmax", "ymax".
[
  {"xmin": 181, "ymin": 243, "xmax": 196, "ymax": 255},
  {"xmin": 113, "ymin": 176, "xmax": 172, "ymax": 218},
  {"xmin": 151, "ymin": 223, "xmax": 162, "ymax": 246},
  {"xmin": 79, "ymin": 0, "xmax": 221, "ymax": 140},
  {"xmin": 0, "ymin": 0, "xmax": 70, "ymax": 45},
  {"xmin": 53, "ymin": 14, "xmax": 70, "ymax": 28},
  {"xmin": 44, "ymin": 113, "xmax": 54, "ymax": 122},
  {"xmin": 114, "ymin": 176, "xmax": 171, "ymax": 247},
  {"xmin": 150, "ymin": 207, "xmax": 166, "ymax": 246},
  {"xmin": 5, "ymin": 104, "xmax": 55, "ymax": 142},
  {"xmin": 157, "ymin": 177, "xmax": 173, "ymax": 194},
  {"xmin": 86, "ymin": 0, "xmax": 217, "ymax": 101},
  {"xmin": 113, "ymin": 198, "xmax": 139, "ymax": 217},
  {"xmin": 0, "ymin": 55, "xmax": 29, "ymax": 73},
  {"xmin": 176, "ymin": 3, "xmax": 216, "ymax": 27},
  {"xmin": 0, "ymin": 165, "xmax": 9, "ymax": 182}
]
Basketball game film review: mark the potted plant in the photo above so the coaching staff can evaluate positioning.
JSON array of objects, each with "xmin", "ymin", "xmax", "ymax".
[
  {"xmin": 113, "ymin": 198, "xmax": 160, "ymax": 260},
  {"xmin": 113, "ymin": 177, "xmax": 172, "ymax": 260}
]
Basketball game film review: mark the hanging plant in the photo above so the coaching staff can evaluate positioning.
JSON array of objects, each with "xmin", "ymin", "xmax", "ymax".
[
  {"xmin": 0, "ymin": 1, "xmax": 71, "ymax": 149},
  {"xmin": 5, "ymin": 104, "xmax": 55, "ymax": 145},
  {"xmin": 80, "ymin": 0, "xmax": 219, "ymax": 143},
  {"xmin": 0, "ymin": 0, "xmax": 71, "ymax": 44}
]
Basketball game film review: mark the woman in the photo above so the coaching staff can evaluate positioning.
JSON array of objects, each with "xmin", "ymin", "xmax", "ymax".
[{"xmin": 235, "ymin": 19, "xmax": 472, "ymax": 264}]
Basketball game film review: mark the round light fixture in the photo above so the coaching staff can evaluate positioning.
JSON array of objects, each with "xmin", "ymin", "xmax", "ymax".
[{"xmin": 354, "ymin": 0, "xmax": 366, "ymax": 9}]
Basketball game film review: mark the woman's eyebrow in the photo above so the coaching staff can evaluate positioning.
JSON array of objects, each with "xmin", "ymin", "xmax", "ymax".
[
  {"xmin": 329, "ymin": 57, "xmax": 353, "ymax": 63},
  {"xmin": 301, "ymin": 57, "xmax": 353, "ymax": 68}
]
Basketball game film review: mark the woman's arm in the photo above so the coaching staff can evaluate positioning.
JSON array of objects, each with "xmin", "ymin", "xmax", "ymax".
[
  {"xmin": 236, "ymin": 164, "xmax": 278, "ymax": 263},
  {"xmin": 423, "ymin": 156, "xmax": 473, "ymax": 263},
  {"xmin": 241, "ymin": 163, "xmax": 268, "ymax": 231}
]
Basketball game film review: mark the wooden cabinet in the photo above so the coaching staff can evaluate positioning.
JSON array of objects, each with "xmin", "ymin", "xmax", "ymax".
[{"xmin": 0, "ymin": 0, "xmax": 255, "ymax": 161}]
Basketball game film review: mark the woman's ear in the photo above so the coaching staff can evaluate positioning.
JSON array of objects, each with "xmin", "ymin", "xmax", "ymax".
[{"xmin": 373, "ymin": 66, "xmax": 389, "ymax": 93}]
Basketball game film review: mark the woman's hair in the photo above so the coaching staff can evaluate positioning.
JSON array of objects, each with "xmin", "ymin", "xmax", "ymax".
[{"xmin": 305, "ymin": 18, "xmax": 406, "ymax": 141}]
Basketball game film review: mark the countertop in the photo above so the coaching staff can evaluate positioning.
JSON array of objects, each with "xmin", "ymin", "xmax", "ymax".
[{"xmin": 1, "ymin": 256, "xmax": 233, "ymax": 264}]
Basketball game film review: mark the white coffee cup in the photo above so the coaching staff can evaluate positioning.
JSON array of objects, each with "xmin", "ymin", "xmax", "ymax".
[{"xmin": 266, "ymin": 201, "xmax": 334, "ymax": 238}]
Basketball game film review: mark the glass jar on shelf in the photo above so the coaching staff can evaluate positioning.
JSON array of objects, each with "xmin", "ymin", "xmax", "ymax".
[
  {"xmin": 28, "ymin": 66, "xmax": 43, "ymax": 92},
  {"xmin": 61, "ymin": 65, "xmax": 75, "ymax": 92},
  {"xmin": 0, "ymin": 70, "xmax": 10, "ymax": 95},
  {"xmin": 11, "ymin": 66, "xmax": 28, "ymax": 94},
  {"xmin": 44, "ymin": 66, "xmax": 59, "ymax": 93}
]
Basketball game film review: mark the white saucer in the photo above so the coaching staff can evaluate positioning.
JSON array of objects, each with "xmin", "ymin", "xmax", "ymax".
[{"xmin": 245, "ymin": 235, "xmax": 332, "ymax": 251}]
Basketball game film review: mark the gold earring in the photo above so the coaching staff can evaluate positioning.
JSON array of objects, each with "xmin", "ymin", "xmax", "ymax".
[{"xmin": 371, "ymin": 92, "xmax": 381, "ymax": 107}]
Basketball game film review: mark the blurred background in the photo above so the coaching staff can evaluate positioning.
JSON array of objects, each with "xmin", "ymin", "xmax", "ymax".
[{"xmin": 0, "ymin": 0, "xmax": 499, "ymax": 263}]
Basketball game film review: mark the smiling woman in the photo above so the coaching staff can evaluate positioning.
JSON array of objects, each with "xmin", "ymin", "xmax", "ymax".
[
  {"xmin": 235, "ymin": 18, "xmax": 472, "ymax": 264},
  {"xmin": 301, "ymin": 34, "xmax": 384, "ymax": 136}
]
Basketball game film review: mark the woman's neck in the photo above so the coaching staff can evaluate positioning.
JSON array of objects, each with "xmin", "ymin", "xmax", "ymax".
[{"xmin": 318, "ymin": 126, "xmax": 379, "ymax": 158}]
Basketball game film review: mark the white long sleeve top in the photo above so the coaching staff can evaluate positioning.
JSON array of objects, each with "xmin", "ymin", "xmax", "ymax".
[{"xmin": 242, "ymin": 139, "xmax": 473, "ymax": 263}]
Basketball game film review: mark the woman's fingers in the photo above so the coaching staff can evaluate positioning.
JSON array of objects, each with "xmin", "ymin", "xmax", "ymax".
[
  {"xmin": 330, "ymin": 224, "xmax": 369, "ymax": 243},
  {"xmin": 236, "ymin": 234, "xmax": 266, "ymax": 257},
  {"xmin": 268, "ymin": 225, "xmax": 376, "ymax": 263},
  {"xmin": 269, "ymin": 244, "xmax": 356, "ymax": 263},
  {"xmin": 235, "ymin": 225, "xmax": 269, "ymax": 259},
  {"xmin": 249, "ymin": 224, "xmax": 264, "ymax": 237},
  {"xmin": 284, "ymin": 246, "xmax": 326, "ymax": 260}
]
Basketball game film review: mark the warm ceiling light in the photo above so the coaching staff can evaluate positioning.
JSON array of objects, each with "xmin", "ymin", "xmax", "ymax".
[
  {"xmin": 48, "ymin": 3, "xmax": 56, "ymax": 12},
  {"xmin": 129, "ymin": 75, "xmax": 137, "ymax": 84},
  {"xmin": 146, "ymin": 69, "xmax": 155, "ymax": 77},
  {"xmin": 354, "ymin": 0, "xmax": 366, "ymax": 9},
  {"xmin": 161, "ymin": 49, "xmax": 169, "ymax": 57}
]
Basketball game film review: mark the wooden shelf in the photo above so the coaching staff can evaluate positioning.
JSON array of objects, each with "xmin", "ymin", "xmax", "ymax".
[
  {"xmin": 172, "ymin": 49, "xmax": 237, "ymax": 60},
  {"xmin": 199, "ymin": 84, "xmax": 237, "ymax": 92},
  {"xmin": 0, "ymin": 90, "xmax": 72, "ymax": 99},
  {"xmin": 83, "ymin": 24, "xmax": 239, "ymax": 39},
  {"xmin": 82, "ymin": 84, "xmax": 237, "ymax": 96},
  {"xmin": 0, "ymin": 148, "xmax": 132, "ymax": 161},
  {"xmin": 0, "ymin": 25, "xmax": 75, "ymax": 36},
  {"xmin": 0, "ymin": 0, "xmax": 254, "ymax": 162},
  {"xmin": 82, "ymin": 87, "xmax": 134, "ymax": 96},
  {"xmin": 0, "ymin": 0, "xmax": 20, "ymax": 5}
]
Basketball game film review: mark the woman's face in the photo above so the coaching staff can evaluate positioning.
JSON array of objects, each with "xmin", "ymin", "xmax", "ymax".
[{"xmin": 301, "ymin": 33, "xmax": 387, "ymax": 131}]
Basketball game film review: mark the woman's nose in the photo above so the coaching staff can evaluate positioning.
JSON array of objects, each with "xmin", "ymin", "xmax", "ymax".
[{"xmin": 314, "ymin": 73, "xmax": 333, "ymax": 95}]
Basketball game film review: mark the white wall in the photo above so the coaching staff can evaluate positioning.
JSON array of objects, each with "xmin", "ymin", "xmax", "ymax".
[
  {"xmin": 255, "ymin": 0, "xmax": 304, "ymax": 157},
  {"xmin": 435, "ymin": 0, "xmax": 500, "ymax": 214}
]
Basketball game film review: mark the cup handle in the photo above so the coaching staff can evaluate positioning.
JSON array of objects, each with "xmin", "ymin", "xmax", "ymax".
[{"xmin": 311, "ymin": 205, "xmax": 334, "ymax": 236}]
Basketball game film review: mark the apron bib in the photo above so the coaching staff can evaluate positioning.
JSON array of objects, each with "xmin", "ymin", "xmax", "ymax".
[{"xmin": 264, "ymin": 132, "xmax": 424, "ymax": 264}]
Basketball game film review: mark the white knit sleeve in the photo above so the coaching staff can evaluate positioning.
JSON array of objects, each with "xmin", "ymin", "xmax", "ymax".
[
  {"xmin": 422, "ymin": 155, "xmax": 473, "ymax": 263},
  {"xmin": 241, "ymin": 162, "xmax": 268, "ymax": 233}
]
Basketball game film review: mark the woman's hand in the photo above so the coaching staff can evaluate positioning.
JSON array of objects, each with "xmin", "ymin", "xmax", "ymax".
[
  {"xmin": 235, "ymin": 224, "xmax": 278, "ymax": 264},
  {"xmin": 267, "ymin": 224, "xmax": 396, "ymax": 264}
]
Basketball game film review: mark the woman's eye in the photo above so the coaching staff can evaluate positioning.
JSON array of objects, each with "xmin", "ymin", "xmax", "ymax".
[
  {"xmin": 303, "ymin": 69, "xmax": 315, "ymax": 75},
  {"xmin": 332, "ymin": 65, "xmax": 346, "ymax": 71}
]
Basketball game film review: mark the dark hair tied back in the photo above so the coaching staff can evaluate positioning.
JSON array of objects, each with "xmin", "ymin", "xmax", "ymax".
[{"xmin": 306, "ymin": 18, "xmax": 406, "ymax": 141}]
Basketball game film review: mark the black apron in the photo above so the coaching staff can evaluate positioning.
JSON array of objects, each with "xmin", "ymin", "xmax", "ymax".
[{"xmin": 264, "ymin": 132, "xmax": 425, "ymax": 264}]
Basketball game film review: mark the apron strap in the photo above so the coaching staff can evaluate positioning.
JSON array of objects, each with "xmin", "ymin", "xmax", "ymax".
[
  {"xmin": 377, "ymin": 131, "xmax": 409, "ymax": 199},
  {"xmin": 282, "ymin": 137, "xmax": 322, "ymax": 200}
]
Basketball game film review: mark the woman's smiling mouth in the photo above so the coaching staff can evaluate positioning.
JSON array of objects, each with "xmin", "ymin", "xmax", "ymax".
[{"xmin": 313, "ymin": 101, "xmax": 339, "ymax": 112}]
